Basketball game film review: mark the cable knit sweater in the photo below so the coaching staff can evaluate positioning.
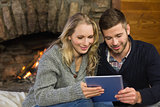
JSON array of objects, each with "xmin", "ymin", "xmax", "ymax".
[
  {"xmin": 97, "ymin": 35, "xmax": 160, "ymax": 106},
  {"xmin": 22, "ymin": 45, "xmax": 87, "ymax": 107}
]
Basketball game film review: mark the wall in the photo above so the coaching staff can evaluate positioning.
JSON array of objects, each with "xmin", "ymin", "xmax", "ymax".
[
  {"xmin": 0, "ymin": 0, "xmax": 112, "ymax": 82},
  {"xmin": 121, "ymin": 0, "xmax": 160, "ymax": 53},
  {"xmin": 0, "ymin": 0, "xmax": 111, "ymax": 42}
]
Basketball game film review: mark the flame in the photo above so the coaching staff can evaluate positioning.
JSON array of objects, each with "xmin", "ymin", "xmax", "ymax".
[
  {"xmin": 23, "ymin": 71, "xmax": 31, "ymax": 79},
  {"xmin": 22, "ymin": 66, "xmax": 25, "ymax": 71},
  {"xmin": 17, "ymin": 76, "xmax": 21, "ymax": 79},
  {"xmin": 19, "ymin": 49, "xmax": 46, "ymax": 79},
  {"xmin": 32, "ymin": 61, "xmax": 39, "ymax": 68}
]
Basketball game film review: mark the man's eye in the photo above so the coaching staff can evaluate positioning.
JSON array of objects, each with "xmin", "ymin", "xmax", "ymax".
[
  {"xmin": 77, "ymin": 37, "xmax": 83, "ymax": 39},
  {"xmin": 117, "ymin": 34, "xmax": 122, "ymax": 38},
  {"xmin": 105, "ymin": 37, "xmax": 111, "ymax": 40}
]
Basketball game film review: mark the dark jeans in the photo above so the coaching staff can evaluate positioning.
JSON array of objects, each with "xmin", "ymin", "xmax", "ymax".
[{"xmin": 35, "ymin": 99, "xmax": 113, "ymax": 107}]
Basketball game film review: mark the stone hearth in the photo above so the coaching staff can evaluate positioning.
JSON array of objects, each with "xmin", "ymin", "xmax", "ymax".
[
  {"xmin": 0, "ymin": 0, "xmax": 112, "ymax": 92},
  {"xmin": 0, "ymin": 32, "xmax": 59, "ymax": 92}
]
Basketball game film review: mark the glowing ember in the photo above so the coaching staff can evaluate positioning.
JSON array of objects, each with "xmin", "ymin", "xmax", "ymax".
[
  {"xmin": 22, "ymin": 66, "xmax": 25, "ymax": 71},
  {"xmin": 17, "ymin": 49, "xmax": 46, "ymax": 80},
  {"xmin": 32, "ymin": 61, "xmax": 39, "ymax": 68},
  {"xmin": 23, "ymin": 71, "xmax": 32, "ymax": 79},
  {"xmin": 17, "ymin": 76, "xmax": 21, "ymax": 80}
]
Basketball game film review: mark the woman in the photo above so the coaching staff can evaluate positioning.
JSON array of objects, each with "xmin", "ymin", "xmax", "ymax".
[{"xmin": 23, "ymin": 13, "xmax": 113, "ymax": 107}]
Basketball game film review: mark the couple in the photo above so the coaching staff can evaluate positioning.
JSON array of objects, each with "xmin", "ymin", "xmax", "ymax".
[{"xmin": 23, "ymin": 8, "xmax": 160, "ymax": 107}]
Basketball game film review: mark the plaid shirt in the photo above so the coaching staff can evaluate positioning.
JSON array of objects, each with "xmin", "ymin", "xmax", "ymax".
[{"xmin": 106, "ymin": 47, "xmax": 131, "ymax": 72}]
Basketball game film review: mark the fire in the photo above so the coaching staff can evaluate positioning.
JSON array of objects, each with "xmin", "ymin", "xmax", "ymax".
[
  {"xmin": 17, "ymin": 76, "xmax": 21, "ymax": 80},
  {"xmin": 17, "ymin": 49, "xmax": 46, "ymax": 80},
  {"xmin": 32, "ymin": 61, "xmax": 39, "ymax": 68},
  {"xmin": 22, "ymin": 66, "xmax": 25, "ymax": 71},
  {"xmin": 23, "ymin": 71, "xmax": 32, "ymax": 79}
]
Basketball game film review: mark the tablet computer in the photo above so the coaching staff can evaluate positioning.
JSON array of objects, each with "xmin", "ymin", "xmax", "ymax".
[{"xmin": 85, "ymin": 75, "xmax": 123, "ymax": 102}]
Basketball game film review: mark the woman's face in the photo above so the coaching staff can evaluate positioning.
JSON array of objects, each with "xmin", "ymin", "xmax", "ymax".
[{"xmin": 68, "ymin": 23, "xmax": 94, "ymax": 57}]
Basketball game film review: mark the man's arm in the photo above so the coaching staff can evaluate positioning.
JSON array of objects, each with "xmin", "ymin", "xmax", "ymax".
[{"xmin": 115, "ymin": 87, "xmax": 142, "ymax": 105}]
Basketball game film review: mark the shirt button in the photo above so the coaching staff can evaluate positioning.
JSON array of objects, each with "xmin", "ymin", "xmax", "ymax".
[{"xmin": 74, "ymin": 75, "xmax": 77, "ymax": 78}]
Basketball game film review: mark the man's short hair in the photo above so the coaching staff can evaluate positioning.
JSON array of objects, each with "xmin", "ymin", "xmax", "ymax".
[{"xmin": 99, "ymin": 8, "xmax": 127, "ymax": 31}]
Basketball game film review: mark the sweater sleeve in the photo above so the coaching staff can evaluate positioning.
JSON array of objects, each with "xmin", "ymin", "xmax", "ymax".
[
  {"xmin": 139, "ymin": 45, "xmax": 160, "ymax": 105},
  {"xmin": 34, "ymin": 49, "xmax": 85, "ymax": 106}
]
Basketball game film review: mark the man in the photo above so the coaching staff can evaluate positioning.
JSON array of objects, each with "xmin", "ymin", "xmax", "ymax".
[{"xmin": 97, "ymin": 8, "xmax": 160, "ymax": 106}]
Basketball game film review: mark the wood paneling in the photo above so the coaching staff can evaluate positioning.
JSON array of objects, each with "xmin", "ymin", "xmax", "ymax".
[
  {"xmin": 121, "ymin": 0, "xmax": 160, "ymax": 53},
  {"xmin": 112, "ymin": 0, "xmax": 120, "ymax": 9}
]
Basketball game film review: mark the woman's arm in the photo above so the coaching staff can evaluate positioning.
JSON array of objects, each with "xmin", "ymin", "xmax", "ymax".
[{"xmin": 34, "ymin": 49, "xmax": 85, "ymax": 106}]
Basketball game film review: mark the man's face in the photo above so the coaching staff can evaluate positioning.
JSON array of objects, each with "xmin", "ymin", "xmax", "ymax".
[{"xmin": 102, "ymin": 23, "xmax": 130, "ymax": 55}]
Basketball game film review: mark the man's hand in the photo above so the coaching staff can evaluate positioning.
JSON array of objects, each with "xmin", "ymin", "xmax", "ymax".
[
  {"xmin": 115, "ymin": 87, "xmax": 142, "ymax": 105},
  {"xmin": 81, "ymin": 82, "xmax": 104, "ymax": 98}
]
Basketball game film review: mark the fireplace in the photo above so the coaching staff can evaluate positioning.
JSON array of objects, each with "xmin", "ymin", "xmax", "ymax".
[
  {"xmin": 0, "ymin": 32, "xmax": 59, "ymax": 92},
  {"xmin": 0, "ymin": 0, "xmax": 114, "ymax": 92}
]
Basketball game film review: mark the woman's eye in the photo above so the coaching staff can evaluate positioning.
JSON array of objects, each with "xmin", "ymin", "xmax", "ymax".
[{"xmin": 88, "ymin": 35, "xmax": 94, "ymax": 38}]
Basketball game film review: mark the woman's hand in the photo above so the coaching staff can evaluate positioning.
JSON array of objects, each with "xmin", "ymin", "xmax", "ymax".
[
  {"xmin": 81, "ymin": 82, "xmax": 104, "ymax": 98},
  {"xmin": 115, "ymin": 87, "xmax": 142, "ymax": 105}
]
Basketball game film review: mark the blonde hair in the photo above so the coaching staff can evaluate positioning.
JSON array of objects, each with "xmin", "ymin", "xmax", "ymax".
[{"xmin": 49, "ymin": 13, "xmax": 99, "ymax": 76}]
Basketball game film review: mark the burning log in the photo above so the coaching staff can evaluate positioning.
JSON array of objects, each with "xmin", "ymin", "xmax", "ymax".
[
  {"xmin": 17, "ymin": 56, "xmax": 38, "ymax": 79},
  {"xmin": 16, "ymin": 49, "xmax": 45, "ymax": 83}
]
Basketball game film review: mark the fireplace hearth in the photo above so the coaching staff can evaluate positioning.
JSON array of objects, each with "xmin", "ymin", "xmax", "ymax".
[
  {"xmin": 0, "ymin": 32, "xmax": 59, "ymax": 92},
  {"xmin": 0, "ymin": 0, "xmax": 112, "ymax": 93}
]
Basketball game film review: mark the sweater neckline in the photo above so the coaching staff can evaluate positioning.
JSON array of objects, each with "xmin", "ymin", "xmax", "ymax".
[{"xmin": 100, "ymin": 35, "xmax": 136, "ymax": 74}]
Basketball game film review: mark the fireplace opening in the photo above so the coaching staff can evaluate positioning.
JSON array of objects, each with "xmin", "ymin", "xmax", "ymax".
[{"xmin": 0, "ymin": 32, "xmax": 60, "ymax": 92}]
